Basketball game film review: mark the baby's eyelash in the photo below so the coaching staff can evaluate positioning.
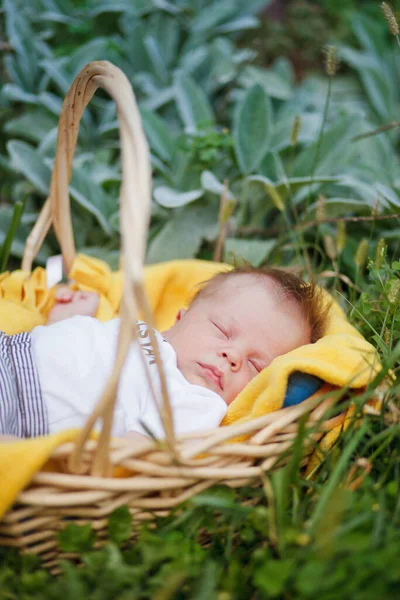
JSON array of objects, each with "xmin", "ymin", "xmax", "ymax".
[
  {"xmin": 249, "ymin": 360, "xmax": 261, "ymax": 373},
  {"xmin": 212, "ymin": 321, "xmax": 229, "ymax": 338}
]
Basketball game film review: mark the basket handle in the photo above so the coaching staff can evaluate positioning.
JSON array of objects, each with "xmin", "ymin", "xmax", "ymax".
[{"xmin": 22, "ymin": 61, "xmax": 178, "ymax": 475}]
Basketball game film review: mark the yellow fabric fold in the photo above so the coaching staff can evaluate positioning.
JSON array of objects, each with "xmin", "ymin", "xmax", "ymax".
[
  {"xmin": 0, "ymin": 255, "xmax": 381, "ymax": 518},
  {"xmin": 0, "ymin": 430, "xmax": 77, "ymax": 517}
]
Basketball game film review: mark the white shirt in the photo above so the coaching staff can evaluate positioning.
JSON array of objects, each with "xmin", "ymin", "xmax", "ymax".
[{"xmin": 30, "ymin": 317, "xmax": 227, "ymax": 438}]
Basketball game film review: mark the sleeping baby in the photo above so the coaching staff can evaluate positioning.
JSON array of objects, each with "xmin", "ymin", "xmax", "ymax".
[{"xmin": 0, "ymin": 266, "xmax": 328, "ymax": 440}]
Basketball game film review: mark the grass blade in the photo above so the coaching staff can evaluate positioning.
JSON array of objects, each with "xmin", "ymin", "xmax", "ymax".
[{"xmin": 309, "ymin": 423, "xmax": 367, "ymax": 533}]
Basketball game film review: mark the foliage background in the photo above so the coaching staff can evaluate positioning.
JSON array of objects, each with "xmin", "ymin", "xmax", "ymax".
[
  {"xmin": 2, "ymin": 0, "xmax": 400, "ymax": 273},
  {"xmin": 0, "ymin": 0, "xmax": 400, "ymax": 598}
]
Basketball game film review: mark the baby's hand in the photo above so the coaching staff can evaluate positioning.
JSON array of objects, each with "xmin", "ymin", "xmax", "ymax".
[
  {"xmin": 54, "ymin": 287, "xmax": 74, "ymax": 304},
  {"xmin": 47, "ymin": 286, "xmax": 100, "ymax": 324}
]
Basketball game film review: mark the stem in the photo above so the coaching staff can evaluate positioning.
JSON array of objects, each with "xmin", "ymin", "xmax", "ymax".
[
  {"xmin": 213, "ymin": 182, "xmax": 231, "ymax": 262},
  {"xmin": 236, "ymin": 211, "xmax": 400, "ymax": 237},
  {"xmin": 277, "ymin": 146, "xmax": 312, "ymax": 276},
  {"xmin": 309, "ymin": 76, "xmax": 332, "ymax": 265},
  {"xmin": 352, "ymin": 120, "xmax": 400, "ymax": 142},
  {"xmin": 310, "ymin": 76, "xmax": 332, "ymax": 192}
]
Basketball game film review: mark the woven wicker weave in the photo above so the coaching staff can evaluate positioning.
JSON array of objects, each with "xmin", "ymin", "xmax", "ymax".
[{"xmin": 0, "ymin": 62, "xmax": 346, "ymax": 570}]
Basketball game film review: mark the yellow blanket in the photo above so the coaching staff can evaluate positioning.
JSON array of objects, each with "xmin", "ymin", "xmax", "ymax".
[{"xmin": 0, "ymin": 255, "xmax": 381, "ymax": 517}]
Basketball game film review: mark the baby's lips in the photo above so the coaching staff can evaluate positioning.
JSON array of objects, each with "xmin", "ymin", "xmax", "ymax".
[{"xmin": 200, "ymin": 363, "xmax": 224, "ymax": 392}]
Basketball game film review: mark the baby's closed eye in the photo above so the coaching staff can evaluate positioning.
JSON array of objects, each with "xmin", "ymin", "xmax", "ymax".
[
  {"xmin": 248, "ymin": 359, "xmax": 261, "ymax": 373},
  {"xmin": 212, "ymin": 321, "xmax": 229, "ymax": 339}
]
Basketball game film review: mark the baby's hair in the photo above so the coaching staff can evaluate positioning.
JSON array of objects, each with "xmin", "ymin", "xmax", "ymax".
[{"xmin": 190, "ymin": 265, "xmax": 331, "ymax": 344}]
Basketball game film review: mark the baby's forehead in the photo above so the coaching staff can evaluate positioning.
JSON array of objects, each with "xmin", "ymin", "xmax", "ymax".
[
  {"xmin": 196, "ymin": 273, "xmax": 303, "ymax": 317},
  {"xmin": 204, "ymin": 272, "xmax": 278, "ymax": 299}
]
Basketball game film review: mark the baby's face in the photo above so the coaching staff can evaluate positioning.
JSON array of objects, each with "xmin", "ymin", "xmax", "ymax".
[{"xmin": 163, "ymin": 275, "xmax": 311, "ymax": 405}]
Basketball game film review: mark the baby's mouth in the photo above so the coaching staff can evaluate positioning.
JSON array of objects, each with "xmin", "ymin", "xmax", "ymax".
[{"xmin": 198, "ymin": 363, "xmax": 224, "ymax": 392}]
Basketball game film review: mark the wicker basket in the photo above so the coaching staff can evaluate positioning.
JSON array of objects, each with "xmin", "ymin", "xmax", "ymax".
[{"xmin": 0, "ymin": 62, "xmax": 347, "ymax": 570}]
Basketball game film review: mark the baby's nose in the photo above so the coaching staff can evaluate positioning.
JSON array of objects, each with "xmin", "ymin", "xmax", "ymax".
[{"xmin": 222, "ymin": 349, "xmax": 242, "ymax": 371}]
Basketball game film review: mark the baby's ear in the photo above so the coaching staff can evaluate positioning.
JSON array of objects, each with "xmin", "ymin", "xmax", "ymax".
[{"xmin": 176, "ymin": 308, "xmax": 186, "ymax": 322}]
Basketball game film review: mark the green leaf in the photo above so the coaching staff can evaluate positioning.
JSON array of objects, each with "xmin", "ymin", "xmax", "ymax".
[
  {"xmin": 360, "ymin": 68, "xmax": 394, "ymax": 122},
  {"xmin": 352, "ymin": 132, "xmax": 394, "ymax": 184},
  {"xmin": 248, "ymin": 175, "xmax": 341, "ymax": 203},
  {"xmin": 190, "ymin": 488, "xmax": 243, "ymax": 511},
  {"xmin": 5, "ymin": 111, "xmax": 57, "ymax": 143},
  {"xmin": 217, "ymin": 15, "xmax": 259, "ymax": 34},
  {"xmin": 89, "ymin": 0, "xmax": 142, "ymax": 17},
  {"xmin": 108, "ymin": 506, "xmax": 133, "ymax": 545},
  {"xmin": 305, "ymin": 197, "xmax": 371, "ymax": 219},
  {"xmin": 141, "ymin": 85, "xmax": 175, "ymax": 112},
  {"xmin": 224, "ymin": 238, "xmax": 275, "ymax": 266},
  {"xmin": 67, "ymin": 38, "xmax": 115, "ymax": 77},
  {"xmin": 39, "ymin": 58, "xmax": 71, "ymax": 95},
  {"xmin": 69, "ymin": 167, "xmax": 115, "ymax": 234},
  {"xmin": 339, "ymin": 47, "xmax": 394, "ymax": 121},
  {"xmin": 191, "ymin": 0, "xmax": 235, "ymax": 33},
  {"xmin": 233, "ymin": 84, "xmax": 272, "ymax": 174},
  {"xmin": 270, "ymin": 113, "xmax": 322, "ymax": 151},
  {"xmin": 192, "ymin": 561, "xmax": 219, "ymax": 600},
  {"xmin": 273, "ymin": 56, "xmax": 295, "ymax": 86},
  {"xmin": 40, "ymin": 11, "xmax": 80, "ymax": 25},
  {"xmin": 38, "ymin": 92, "xmax": 63, "ymax": 117},
  {"xmin": 180, "ymin": 47, "xmax": 210, "ymax": 78},
  {"xmin": 254, "ymin": 559, "xmax": 295, "ymax": 597},
  {"xmin": 141, "ymin": 109, "xmax": 174, "ymax": 161},
  {"xmin": 174, "ymin": 72, "xmax": 215, "ymax": 132},
  {"xmin": 37, "ymin": 128, "xmax": 58, "ymax": 157},
  {"xmin": 239, "ymin": 65, "xmax": 293, "ymax": 100},
  {"xmin": 201, "ymin": 170, "xmax": 224, "ymax": 195},
  {"xmin": 0, "ymin": 200, "xmax": 24, "ymax": 272},
  {"xmin": 201, "ymin": 170, "xmax": 234, "ymax": 200},
  {"xmin": 295, "ymin": 560, "xmax": 327, "ymax": 596},
  {"xmin": 0, "ymin": 205, "xmax": 50, "ymax": 264},
  {"xmin": 153, "ymin": 186, "xmax": 204, "ymax": 208},
  {"xmin": 58, "ymin": 524, "xmax": 96, "ymax": 554},
  {"xmin": 338, "ymin": 175, "xmax": 381, "ymax": 206},
  {"xmin": 7, "ymin": 140, "xmax": 51, "ymax": 195},
  {"xmin": 143, "ymin": 35, "xmax": 168, "ymax": 85},
  {"xmin": 352, "ymin": 13, "xmax": 387, "ymax": 56},
  {"xmin": 291, "ymin": 116, "xmax": 359, "ymax": 178},
  {"xmin": 2, "ymin": 84, "xmax": 39, "ymax": 105},
  {"xmin": 146, "ymin": 204, "xmax": 218, "ymax": 263},
  {"xmin": 3, "ymin": 0, "xmax": 40, "ymax": 92},
  {"xmin": 204, "ymin": 39, "xmax": 237, "ymax": 89},
  {"xmin": 152, "ymin": 14, "xmax": 180, "ymax": 67},
  {"xmin": 374, "ymin": 183, "xmax": 400, "ymax": 208}
]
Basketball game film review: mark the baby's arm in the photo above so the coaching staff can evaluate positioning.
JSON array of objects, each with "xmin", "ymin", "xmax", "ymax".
[{"xmin": 47, "ymin": 287, "xmax": 100, "ymax": 324}]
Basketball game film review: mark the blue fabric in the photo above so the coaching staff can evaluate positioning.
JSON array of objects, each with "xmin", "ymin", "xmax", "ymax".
[{"xmin": 283, "ymin": 372, "xmax": 323, "ymax": 408}]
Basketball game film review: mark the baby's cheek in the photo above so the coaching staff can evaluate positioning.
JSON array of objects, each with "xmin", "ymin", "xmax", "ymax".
[{"xmin": 238, "ymin": 372, "xmax": 253, "ymax": 394}]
